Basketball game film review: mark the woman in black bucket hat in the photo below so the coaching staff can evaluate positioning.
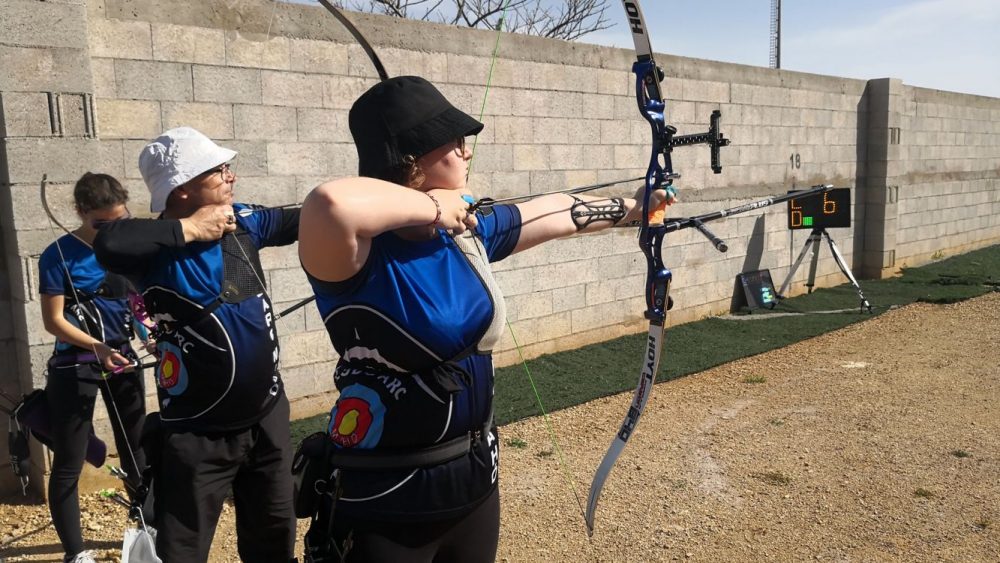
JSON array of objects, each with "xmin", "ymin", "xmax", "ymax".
[{"xmin": 298, "ymin": 75, "xmax": 675, "ymax": 562}]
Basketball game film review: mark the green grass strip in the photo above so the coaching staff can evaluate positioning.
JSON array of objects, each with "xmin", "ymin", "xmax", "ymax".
[{"xmin": 291, "ymin": 243, "xmax": 998, "ymax": 442}]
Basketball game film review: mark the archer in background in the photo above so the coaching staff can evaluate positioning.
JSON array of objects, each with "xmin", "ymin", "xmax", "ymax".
[
  {"xmin": 38, "ymin": 172, "xmax": 148, "ymax": 563},
  {"xmin": 297, "ymin": 75, "xmax": 677, "ymax": 563},
  {"xmin": 94, "ymin": 127, "xmax": 301, "ymax": 563}
]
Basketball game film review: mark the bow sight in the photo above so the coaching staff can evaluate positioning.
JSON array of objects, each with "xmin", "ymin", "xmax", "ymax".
[
  {"xmin": 666, "ymin": 110, "xmax": 731, "ymax": 174},
  {"xmin": 640, "ymin": 63, "xmax": 731, "ymax": 175}
]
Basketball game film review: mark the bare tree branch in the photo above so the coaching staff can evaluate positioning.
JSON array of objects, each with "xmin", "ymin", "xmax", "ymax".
[{"xmin": 333, "ymin": 0, "xmax": 613, "ymax": 41}]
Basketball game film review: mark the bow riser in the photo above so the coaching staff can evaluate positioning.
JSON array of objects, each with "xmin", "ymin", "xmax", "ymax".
[{"xmin": 586, "ymin": 0, "xmax": 731, "ymax": 536}]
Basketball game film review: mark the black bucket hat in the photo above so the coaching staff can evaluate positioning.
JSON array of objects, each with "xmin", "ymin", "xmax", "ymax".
[{"xmin": 349, "ymin": 76, "xmax": 484, "ymax": 178}]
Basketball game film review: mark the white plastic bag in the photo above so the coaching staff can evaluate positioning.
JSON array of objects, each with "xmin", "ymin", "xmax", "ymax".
[{"xmin": 122, "ymin": 526, "xmax": 162, "ymax": 563}]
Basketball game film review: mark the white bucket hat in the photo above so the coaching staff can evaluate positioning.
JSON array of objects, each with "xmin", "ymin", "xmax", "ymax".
[{"xmin": 139, "ymin": 127, "xmax": 237, "ymax": 213}]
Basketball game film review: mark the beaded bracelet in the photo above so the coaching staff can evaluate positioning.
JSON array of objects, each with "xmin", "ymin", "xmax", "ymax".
[{"xmin": 424, "ymin": 191, "xmax": 442, "ymax": 227}]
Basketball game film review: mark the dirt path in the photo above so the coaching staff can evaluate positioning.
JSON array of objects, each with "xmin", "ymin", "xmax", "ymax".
[{"xmin": 2, "ymin": 293, "xmax": 998, "ymax": 562}]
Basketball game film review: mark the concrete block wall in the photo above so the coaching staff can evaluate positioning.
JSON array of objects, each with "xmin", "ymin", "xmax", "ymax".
[
  {"xmin": 1, "ymin": 0, "xmax": 101, "ymax": 496},
  {"xmin": 2, "ymin": 0, "xmax": 999, "ymax": 496},
  {"xmin": 893, "ymin": 86, "xmax": 1000, "ymax": 266}
]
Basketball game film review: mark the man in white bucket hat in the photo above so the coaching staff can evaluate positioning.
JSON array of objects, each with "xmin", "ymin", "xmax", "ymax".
[
  {"xmin": 141, "ymin": 126, "xmax": 238, "ymax": 214},
  {"xmin": 94, "ymin": 127, "xmax": 299, "ymax": 562}
]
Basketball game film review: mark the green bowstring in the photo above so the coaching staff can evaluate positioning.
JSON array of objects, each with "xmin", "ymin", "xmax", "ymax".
[{"xmin": 470, "ymin": 2, "xmax": 587, "ymax": 526}]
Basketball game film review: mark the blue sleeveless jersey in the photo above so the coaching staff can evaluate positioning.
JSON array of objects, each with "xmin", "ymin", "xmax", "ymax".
[
  {"xmin": 309, "ymin": 204, "xmax": 521, "ymax": 521},
  {"xmin": 39, "ymin": 234, "xmax": 135, "ymax": 353},
  {"xmin": 136, "ymin": 204, "xmax": 290, "ymax": 430}
]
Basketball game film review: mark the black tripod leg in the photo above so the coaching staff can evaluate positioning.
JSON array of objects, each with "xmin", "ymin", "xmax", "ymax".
[{"xmin": 779, "ymin": 231, "xmax": 819, "ymax": 297}]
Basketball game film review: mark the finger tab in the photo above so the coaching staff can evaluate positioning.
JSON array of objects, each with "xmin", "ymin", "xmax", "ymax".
[{"xmin": 648, "ymin": 201, "xmax": 667, "ymax": 225}]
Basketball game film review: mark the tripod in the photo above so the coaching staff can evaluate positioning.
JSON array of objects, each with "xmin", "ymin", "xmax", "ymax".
[{"xmin": 778, "ymin": 228, "xmax": 873, "ymax": 313}]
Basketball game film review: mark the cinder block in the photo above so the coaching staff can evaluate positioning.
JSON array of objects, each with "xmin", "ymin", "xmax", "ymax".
[
  {"xmin": 8, "ymin": 181, "xmax": 59, "ymax": 239},
  {"xmin": 152, "ymin": 23, "xmax": 225, "ymax": 65},
  {"xmin": 580, "ymin": 145, "xmax": 614, "ymax": 171},
  {"xmin": 344, "ymin": 44, "xmax": 390, "ymax": 82},
  {"xmin": 481, "ymin": 171, "xmax": 531, "ymax": 202},
  {"xmin": 234, "ymin": 105, "xmax": 297, "ymax": 141},
  {"xmin": 534, "ymin": 311, "xmax": 573, "ymax": 344},
  {"xmin": 296, "ymin": 108, "xmax": 353, "ymax": 143},
  {"xmin": 95, "ymin": 99, "xmax": 160, "ymax": 139},
  {"xmin": 120, "ymin": 140, "xmax": 151, "ymax": 178},
  {"xmin": 445, "ymin": 54, "xmax": 495, "ymax": 87},
  {"xmin": 277, "ymin": 330, "xmax": 335, "ymax": 368},
  {"xmin": 596, "ymin": 68, "xmax": 629, "ymax": 96},
  {"xmin": 613, "ymin": 144, "xmax": 645, "ymax": 170},
  {"xmin": 59, "ymin": 94, "xmax": 91, "ymax": 137},
  {"xmin": 260, "ymin": 242, "xmax": 306, "ymax": 272},
  {"xmin": 161, "ymin": 102, "xmax": 234, "ymax": 140},
  {"xmin": 231, "ymin": 175, "xmax": 296, "ymax": 209},
  {"xmin": 550, "ymin": 284, "xmax": 586, "ymax": 314},
  {"xmin": 681, "ymin": 79, "xmax": 730, "ymax": 104},
  {"xmin": 508, "ymin": 89, "xmax": 549, "ymax": 118},
  {"xmin": 548, "ymin": 145, "xmax": 584, "ymax": 171},
  {"xmin": 493, "ymin": 267, "xmax": 534, "ymax": 297},
  {"xmin": 507, "ymin": 291, "xmax": 553, "ymax": 322},
  {"xmin": 193, "ymin": 65, "xmax": 262, "ymax": 104},
  {"xmin": 527, "ymin": 62, "xmax": 592, "ymax": 93},
  {"xmin": 532, "ymin": 117, "xmax": 597, "ymax": 145},
  {"xmin": 512, "ymin": 145, "xmax": 549, "ymax": 171},
  {"xmin": 4, "ymin": 138, "xmax": 125, "ymax": 184},
  {"xmin": 1, "ymin": 0, "xmax": 88, "ymax": 49},
  {"xmin": 115, "ymin": 60, "xmax": 192, "ymax": 101},
  {"xmin": 266, "ymin": 142, "xmax": 347, "ymax": 176},
  {"xmin": 585, "ymin": 278, "xmax": 619, "ymax": 307},
  {"xmin": 89, "ymin": 18, "xmax": 151, "ymax": 59},
  {"xmin": 0, "ymin": 45, "xmax": 93, "ymax": 93},
  {"xmin": 466, "ymin": 143, "xmax": 512, "ymax": 173},
  {"xmin": 0, "ymin": 92, "xmax": 52, "ymax": 137},
  {"xmin": 268, "ymin": 267, "xmax": 313, "ymax": 302},
  {"xmin": 533, "ymin": 258, "xmax": 600, "ymax": 293},
  {"xmin": 443, "ymin": 52, "xmax": 520, "ymax": 90},
  {"xmin": 479, "ymin": 86, "xmax": 514, "ymax": 119},
  {"xmin": 356, "ymin": 47, "xmax": 407, "ymax": 82},
  {"xmin": 261, "ymin": 71, "xmax": 326, "ymax": 108},
  {"xmin": 90, "ymin": 58, "xmax": 117, "ymax": 99},
  {"xmin": 226, "ymin": 30, "xmax": 290, "ymax": 70},
  {"xmin": 571, "ymin": 300, "xmax": 627, "ymax": 333},
  {"xmin": 289, "ymin": 38, "xmax": 350, "ymax": 75}
]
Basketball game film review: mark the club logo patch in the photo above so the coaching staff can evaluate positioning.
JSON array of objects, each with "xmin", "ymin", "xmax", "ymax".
[
  {"xmin": 328, "ymin": 385, "xmax": 384, "ymax": 449},
  {"xmin": 156, "ymin": 342, "xmax": 188, "ymax": 395}
]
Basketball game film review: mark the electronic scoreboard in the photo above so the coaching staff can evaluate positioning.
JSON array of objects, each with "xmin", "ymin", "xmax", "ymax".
[{"xmin": 786, "ymin": 188, "xmax": 851, "ymax": 230}]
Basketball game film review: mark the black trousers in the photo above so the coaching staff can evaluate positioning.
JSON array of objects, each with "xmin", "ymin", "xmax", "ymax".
[
  {"xmin": 152, "ymin": 394, "xmax": 295, "ymax": 563},
  {"xmin": 323, "ymin": 487, "xmax": 500, "ymax": 563},
  {"xmin": 46, "ymin": 366, "xmax": 147, "ymax": 560}
]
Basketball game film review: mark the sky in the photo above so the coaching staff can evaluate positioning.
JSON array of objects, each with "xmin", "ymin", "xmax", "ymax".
[
  {"xmin": 584, "ymin": 0, "xmax": 1000, "ymax": 98},
  {"xmin": 294, "ymin": 0, "xmax": 999, "ymax": 98}
]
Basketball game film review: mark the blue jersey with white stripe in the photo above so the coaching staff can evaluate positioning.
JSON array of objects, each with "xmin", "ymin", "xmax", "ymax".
[
  {"xmin": 39, "ymin": 234, "xmax": 134, "ymax": 352},
  {"xmin": 111, "ymin": 203, "xmax": 297, "ymax": 431},
  {"xmin": 309, "ymin": 204, "xmax": 521, "ymax": 520}
]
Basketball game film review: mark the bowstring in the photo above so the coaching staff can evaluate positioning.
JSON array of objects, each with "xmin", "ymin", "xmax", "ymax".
[
  {"xmin": 225, "ymin": 0, "xmax": 282, "ymax": 313},
  {"xmin": 468, "ymin": 0, "xmax": 588, "ymax": 527}
]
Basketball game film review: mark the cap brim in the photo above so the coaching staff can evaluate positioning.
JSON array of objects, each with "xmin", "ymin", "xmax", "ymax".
[{"xmin": 400, "ymin": 107, "xmax": 484, "ymax": 160}]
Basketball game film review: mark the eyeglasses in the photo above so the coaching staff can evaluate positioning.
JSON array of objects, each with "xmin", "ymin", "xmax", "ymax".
[{"xmin": 199, "ymin": 162, "xmax": 235, "ymax": 183}]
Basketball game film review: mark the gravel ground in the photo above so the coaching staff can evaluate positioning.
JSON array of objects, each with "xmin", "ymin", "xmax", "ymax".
[{"xmin": 2, "ymin": 293, "xmax": 998, "ymax": 562}]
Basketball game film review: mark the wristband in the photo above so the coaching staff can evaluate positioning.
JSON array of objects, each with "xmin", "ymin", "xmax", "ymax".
[{"xmin": 424, "ymin": 191, "xmax": 442, "ymax": 227}]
